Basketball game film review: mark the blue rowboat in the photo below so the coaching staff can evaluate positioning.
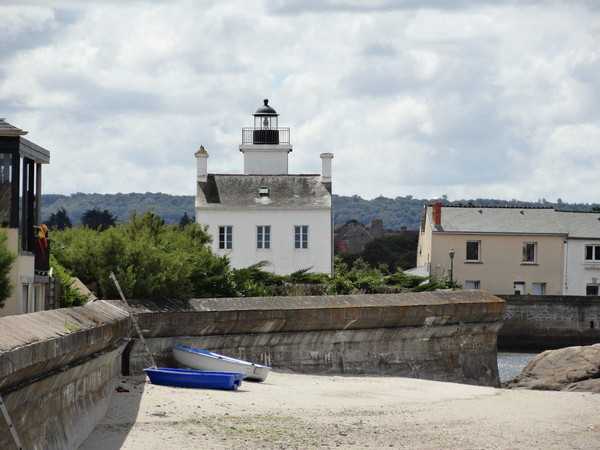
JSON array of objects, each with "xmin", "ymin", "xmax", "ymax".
[
  {"xmin": 172, "ymin": 345, "xmax": 271, "ymax": 382},
  {"xmin": 143, "ymin": 367, "xmax": 245, "ymax": 390}
]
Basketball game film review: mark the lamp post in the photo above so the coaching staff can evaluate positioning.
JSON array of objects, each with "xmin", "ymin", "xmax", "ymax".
[{"xmin": 448, "ymin": 248, "xmax": 455, "ymax": 287}]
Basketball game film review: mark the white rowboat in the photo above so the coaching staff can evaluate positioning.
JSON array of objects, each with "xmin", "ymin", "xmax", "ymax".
[{"xmin": 172, "ymin": 345, "xmax": 271, "ymax": 382}]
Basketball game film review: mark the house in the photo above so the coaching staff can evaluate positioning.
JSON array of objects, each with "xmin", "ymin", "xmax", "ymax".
[
  {"xmin": 556, "ymin": 211, "xmax": 600, "ymax": 295},
  {"xmin": 334, "ymin": 220, "xmax": 374, "ymax": 254},
  {"xmin": 0, "ymin": 118, "xmax": 51, "ymax": 317},
  {"xmin": 416, "ymin": 203, "xmax": 567, "ymax": 295},
  {"xmin": 195, "ymin": 100, "xmax": 333, "ymax": 275}
]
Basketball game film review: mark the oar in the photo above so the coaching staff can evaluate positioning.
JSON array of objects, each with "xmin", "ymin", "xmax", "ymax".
[{"xmin": 110, "ymin": 271, "xmax": 157, "ymax": 368}]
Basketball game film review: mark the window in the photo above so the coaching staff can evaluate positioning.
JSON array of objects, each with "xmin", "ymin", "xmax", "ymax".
[
  {"xmin": 585, "ymin": 245, "xmax": 600, "ymax": 262},
  {"xmin": 522, "ymin": 242, "xmax": 537, "ymax": 264},
  {"xmin": 464, "ymin": 281, "xmax": 480, "ymax": 290},
  {"xmin": 257, "ymin": 226, "xmax": 271, "ymax": 249},
  {"xmin": 218, "ymin": 226, "xmax": 232, "ymax": 249},
  {"xmin": 586, "ymin": 285, "xmax": 599, "ymax": 296},
  {"xmin": 294, "ymin": 225, "xmax": 308, "ymax": 249},
  {"xmin": 532, "ymin": 282, "xmax": 546, "ymax": 295},
  {"xmin": 466, "ymin": 241, "xmax": 480, "ymax": 261}
]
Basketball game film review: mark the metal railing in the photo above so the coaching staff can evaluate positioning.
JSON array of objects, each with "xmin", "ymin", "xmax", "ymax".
[{"xmin": 242, "ymin": 127, "xmax": 290, "ymax": 145}]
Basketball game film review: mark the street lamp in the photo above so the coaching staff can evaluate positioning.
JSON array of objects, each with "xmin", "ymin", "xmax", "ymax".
[{"xmin": 448, "ymin": 248, "xmax": 455, "ymax": 286}]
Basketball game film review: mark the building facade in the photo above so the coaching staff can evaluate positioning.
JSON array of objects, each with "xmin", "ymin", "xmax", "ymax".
[
  {"xmin": 417, "ymin": 204, "xmax": 567, "ymax": 295},
  {"xmin": 195, "ymin": 100, "xmax": 333, "ymax": 275},
  {"xmin": 0, "ymin": 119, "xmax": 51, "ymax": 317}
]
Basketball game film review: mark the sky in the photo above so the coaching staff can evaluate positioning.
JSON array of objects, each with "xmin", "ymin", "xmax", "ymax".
[{"xmin": 1, "ymin": 1, "xmax": 600, "ymax": 203}]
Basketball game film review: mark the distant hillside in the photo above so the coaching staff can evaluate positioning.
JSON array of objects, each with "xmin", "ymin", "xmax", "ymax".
[{"xmin": 41, "ymin": 192, "xmax": 600, "ymax": 230}]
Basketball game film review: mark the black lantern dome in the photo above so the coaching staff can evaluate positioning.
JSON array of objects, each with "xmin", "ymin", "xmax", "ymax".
[{"xmin": 252, "ymin": 99, "xmax": 279, "ymax": 144}]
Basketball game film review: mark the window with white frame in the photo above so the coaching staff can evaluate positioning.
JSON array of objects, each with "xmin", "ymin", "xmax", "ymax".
[
  {"xmin": 257, "ymin": 226, "xmax": 271, "ymax": 249},
  {"xmin": 532, "ymin": 282, "xmax": 546, "ymax": 295},
  {"xmin": 466, "ymin": 241, "xmax": 480, "ymax": 262},
  {"xmin": 464, "ymin": 280, "xmax": 480, "ymax": 290},
  {"xmin": 522, "ymin": 242, "xmax": 537, "ymax": 263},
  {"xmin": 585, "ymin": 245, "xmax": 600, "ymax": 262},
  {"xmin": 294, "ymin": 225, "xmax": 308, "ymax": 249},
  {"xmin": 218, "ymin": 226, "xmax": 232, "ymax": 249}
]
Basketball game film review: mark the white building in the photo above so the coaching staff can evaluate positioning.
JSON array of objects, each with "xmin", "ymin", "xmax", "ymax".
[
  {"xmin": 195, "ymin": 100, "xmax": 333, "ymax": 275},
  {"xmin": 557, "ymin": 211, "xmax": 600, "ymax": 295}
]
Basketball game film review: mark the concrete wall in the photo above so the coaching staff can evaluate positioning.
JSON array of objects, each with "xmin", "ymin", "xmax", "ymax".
[
  {"xmin": 124, "ymin": 290, "xmax": 505, "ymax": 387},
  {"xmin": 0, "ymin": 291, "xmax": 505, "ymax": 449},
  {"xmin": 498, "ymin": 295, "xmax": 600, "ymax": 350},
  {"xmin": 0, "ymin": 301, "xmax": 130, "ymax": 450}
]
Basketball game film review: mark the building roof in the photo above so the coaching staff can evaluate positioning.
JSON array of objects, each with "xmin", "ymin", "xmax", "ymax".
[
  {"xmin": 0, "ymin": 118, "xmax": 27, "ymax": 136},
  {"xmin": 197, "ymin": 174, "xmax": 331, "ymax": 209},
  {"xmin": 429, "ymin": 206, "xmax": 567, "ymax": 235},
  {"xmin": 556, "ymin": 211, "xmax": 600, "ymax": 238}
]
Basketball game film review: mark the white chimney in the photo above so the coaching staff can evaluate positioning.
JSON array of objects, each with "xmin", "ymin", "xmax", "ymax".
[
  {"xmin": 320, "ymin": 152, "xmax": 333, "ymax": 183},
  {"xmin": 195, "ymin": 145, "xmax": 208, "ymax": 182}
]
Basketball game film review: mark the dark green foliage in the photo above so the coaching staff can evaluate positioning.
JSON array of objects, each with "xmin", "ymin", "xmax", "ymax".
[
  {"xmin": 360, "ymin": 236, "xmax": 417, "ymax": 271},
  {"xmin": 49, "ymin": 254, "xmax": 88, "ymax": 307},
  {"xmin": 52, "ymin": 211, "xmax": 230, "ymax": 301},
  {"xmin": 0, "ymin": 231, "xmax": 16, "ymax": 307},
  {"xmin": 179, "ymin": 212, "xmax": 193, "ymax": 228},
  {"xmin": 42, "ymin": 192, "xmax": 600, "ymax": 230},
  {"xmin": 45, "ymin": 207, "xmax": 72, "ymax": 230},
  {"xmin": 80, "ymin": 208, "xmax": 117, "ymax": 231}
]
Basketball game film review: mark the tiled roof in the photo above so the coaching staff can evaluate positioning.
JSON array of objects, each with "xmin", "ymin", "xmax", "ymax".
[
  {"xmin": 0, "ymin": 118, "xmax": 27, "ymax": 136},
  {"xmin": 197, "ymin": 174, "xmax": 331, "ymax": 208},
  {"xmin": 556, "ymin": 211, "xmax": 600, "ymax": 238},
  {"xmin": 430, "ymin": 206, "xmax": 567, "ymax": 235}
]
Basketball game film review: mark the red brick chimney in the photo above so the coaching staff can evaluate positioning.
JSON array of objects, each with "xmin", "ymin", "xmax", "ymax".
[{"xmin": 432, "ymin": 202, "xmax": 442, "ymax": 226}]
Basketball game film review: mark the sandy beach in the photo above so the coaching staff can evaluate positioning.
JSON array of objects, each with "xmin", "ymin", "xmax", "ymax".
[{"xmin": 79, "ymin": 370, "xmax": 599, "ymax": 449}]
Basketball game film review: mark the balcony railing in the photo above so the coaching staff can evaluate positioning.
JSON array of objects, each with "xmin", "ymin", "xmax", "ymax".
[{"xmin": 242, "ymin": 127, "xmax": 290, "ymax": 145}]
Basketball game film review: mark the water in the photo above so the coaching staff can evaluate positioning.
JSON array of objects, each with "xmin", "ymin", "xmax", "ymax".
[{"xmin": 497, "ymin": 352, "xmax": 537, "ymax": 382}]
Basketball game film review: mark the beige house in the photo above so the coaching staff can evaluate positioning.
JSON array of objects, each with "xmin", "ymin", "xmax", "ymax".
[
  {"xmin": 417, "ymin": 204, "xmax": 567, "ymax": 295},
  {"xmin": 0, "ymin": 119, "xmax": 51, "ymax": 317}
]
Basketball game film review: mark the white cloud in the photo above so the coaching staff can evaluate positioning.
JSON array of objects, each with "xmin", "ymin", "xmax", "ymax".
[{"xmin": 1, "ymin": 0, "xmax": 599, "ymax": 205}]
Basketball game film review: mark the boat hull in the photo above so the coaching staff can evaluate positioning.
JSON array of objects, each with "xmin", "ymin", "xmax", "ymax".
[
  {"xmin": 172, "ymin": 346, "xmax": 271, "ymax": 382},
  {"xmin": 143, "ymin": 367, "xmax": 245, "ymax": 390}
]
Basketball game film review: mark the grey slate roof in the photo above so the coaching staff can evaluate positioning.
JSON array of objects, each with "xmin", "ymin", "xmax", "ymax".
[
  {"xmin": 556, "ymin": 211, "xmax": 600, "ymax": 238},
  {"xmin": 197, "ymin": 174, "xmax": 331, "ymax": 208},
  {"xmin": 0, "ymin": 118, "xmax": 27, "ymax": 136},
  {"xmin": 430, "ymin": 206, "xmax": 567, "ymax": 235}
]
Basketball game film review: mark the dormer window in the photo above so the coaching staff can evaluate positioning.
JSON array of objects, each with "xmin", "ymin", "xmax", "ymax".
[{"xmin": 259, "ymin": 186, "xmax": 269, "ymax": 197}]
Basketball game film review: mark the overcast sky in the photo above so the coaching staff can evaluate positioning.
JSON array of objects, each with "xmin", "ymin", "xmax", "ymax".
[{"xmin": 2, "ymin": 1, "xmax": 599, "ymax": 203}]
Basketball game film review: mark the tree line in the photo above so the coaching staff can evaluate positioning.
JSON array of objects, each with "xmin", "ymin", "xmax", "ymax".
[{"xmin": 43, "ymin": 192, "xmax": 600, "ymax": 231}]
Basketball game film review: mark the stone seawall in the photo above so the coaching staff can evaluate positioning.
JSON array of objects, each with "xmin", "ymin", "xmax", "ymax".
[
  {"xmin": 0, "ymin": 291, "xmax": 505, "ymax": 449},
  {"xmin": 498, "ymin": 295, "xmax": 600, "ymax": 350},
  {"xmin": 125, "ymin": 290, "xmax": 505, "ymax": 386},
  {"xmin": 0, "ymin": 302, "xmax": 130, "ymax": 450}
]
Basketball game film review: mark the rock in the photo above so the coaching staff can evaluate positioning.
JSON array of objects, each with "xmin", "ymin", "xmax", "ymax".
[{"xmin": 503, "ymin": 344, "xmax": 600, "ymax": 392}]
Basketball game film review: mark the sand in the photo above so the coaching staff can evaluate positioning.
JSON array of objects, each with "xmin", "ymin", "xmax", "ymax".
[{"xmin": 80, "ymin": 370, "xmax": 600, "ymax": 449}]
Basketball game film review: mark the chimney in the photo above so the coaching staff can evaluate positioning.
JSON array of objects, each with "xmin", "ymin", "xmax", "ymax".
[
  {"xmin": 320, "ymin": 152, "xmax": 333, "ymax": 183},
  {"xmin": 195, "ymin": 145, "xmax": 208, "ymax": 182},
  {"xmin": 432, "ymin": 202, "xmax": 442, "ymax": 226}
]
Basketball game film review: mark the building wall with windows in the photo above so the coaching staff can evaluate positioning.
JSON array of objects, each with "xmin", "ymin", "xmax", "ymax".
[
  {"xmin": 417, "ymin": 204, "xmax": 567, "ymax": 295},
  {"xmin": 425, "ymin": 232, "xmax": 564, "ymax": 295},
  {"xmin": 0, "ymin": 119, "xmax": 50, "ymax": 317},
  {"xmin": 197, "ymin": 208, "xmax": 332, "ymax": 275}
]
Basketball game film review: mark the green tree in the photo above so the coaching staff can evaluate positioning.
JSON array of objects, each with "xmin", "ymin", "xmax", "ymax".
[
  {"xmin": 179, "ymin": 212, "xmax": 193, "ymax": 228},
  {"xmin": 52, "ymin": 211, "xmax": 232, "ymax": 301},
  {"xmin": 45, "ymin": 207, "xmax": 72, "ymax": 230},
  {"xmin": 49, "ymin": 254, "xmax": 89, "ymax": 307},
  {"xmin": 0, "ymin": 231, "xmax": 16, "ymax": 307},
  {"xmin": 80, "ymin": 208, "xmax": 118, "ymax": 231}
]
